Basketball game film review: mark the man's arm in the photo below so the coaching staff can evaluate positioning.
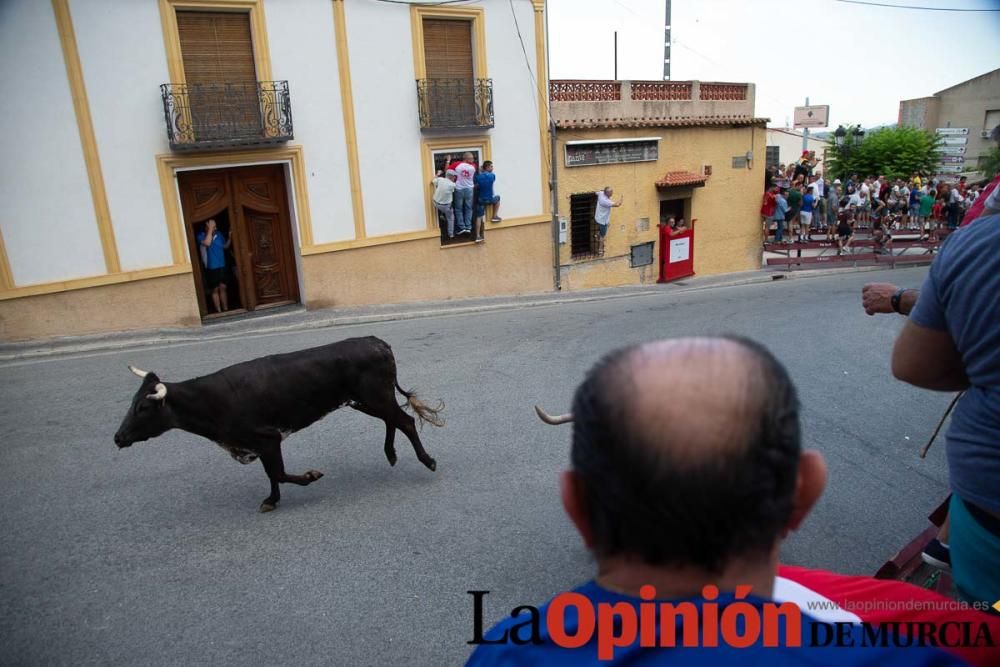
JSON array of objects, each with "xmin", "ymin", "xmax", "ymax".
[
  {"xmin": 862, "ymin": 283, "xmax": 918, "ymax": 316},
  {"xmin": 892, "ymin": 320, "xmax": 969, "ymax": 392}
]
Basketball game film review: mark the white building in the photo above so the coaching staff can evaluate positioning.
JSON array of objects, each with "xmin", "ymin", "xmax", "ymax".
[
  {"xmin": 766, "ymin": 127, "xmax": 826, "ymax": 174},
  {"xmin": 0, "ymin": 0, "xmax": 551, "ymax": 341}
]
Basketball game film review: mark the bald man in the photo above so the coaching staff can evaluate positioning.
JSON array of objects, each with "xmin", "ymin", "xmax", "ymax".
[{"xmin": 468, "ymin": 337, "xmax": 961, "ymax": 665}]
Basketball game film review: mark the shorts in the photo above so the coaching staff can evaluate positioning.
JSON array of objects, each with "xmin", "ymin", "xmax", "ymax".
[
  {"xmin": 799, "ymin": 211, "xmax": 813, "ymax": 227},
  {"xmin": 205, "ymin": 267, "xmax": 225, "ymax": 289},
  {"xmin": 475, "ymin": 195, "xmax": 500, "ymax": 218},
  {"xmin": 595, "ymin": 222, "xmax": 608, "ymax": 238},
  {"xmin": 837, "ymin": 225, "xmax": 852, "ymax": 239},
  {"xmin": 785, "ymin": 210, "xmax": 796, "ymax": 222}
]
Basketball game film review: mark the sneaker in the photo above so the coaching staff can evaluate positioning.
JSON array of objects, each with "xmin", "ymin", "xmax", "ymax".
[
  {"xmin": 921, "ymin": 538, "xmax": 951, "ymax": 570},
  {"xmin": 459, "ymin": 229, "xmax": 471, "ymax": 235},
  {"xmin": 491, "ymin": 216, "xmax": 502, "ymax": 223},
  {"xmin": 475, "ymin": 237, "xmax": 484, "ymax": 244}
]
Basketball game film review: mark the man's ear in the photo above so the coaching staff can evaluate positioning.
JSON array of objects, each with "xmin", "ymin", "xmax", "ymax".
[
  {"xmin": 784, "ymin": 450, "xmax": 827, "ymax": 536},
  {"xmin": 560, "ymin": 470, "xmax": 595, "ymax": 549}
]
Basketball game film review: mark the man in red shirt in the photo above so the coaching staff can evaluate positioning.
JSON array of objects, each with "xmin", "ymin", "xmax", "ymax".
[{"xmin": 760, "ymin": 186, "xmax": 777, "ymax": 242}]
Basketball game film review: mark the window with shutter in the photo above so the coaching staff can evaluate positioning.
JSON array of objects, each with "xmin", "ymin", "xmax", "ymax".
[
  {"xmin": 422, "ymin": 19, "xmax": 474, "ymax": 80},
  {"xmin": 420, "ymin": 19, "xmax": 477, "ymax": 127},
  {"xmin": 175, "ymin": 11, "xmax": 261, "ymax": 143},
  {"xmin": 177, "ymin": 11, "xmax": 257, "ymax": 85}
]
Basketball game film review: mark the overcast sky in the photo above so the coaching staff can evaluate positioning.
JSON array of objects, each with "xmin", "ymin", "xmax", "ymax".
[{"xmin": 547, "ymin": 0, "xmax": 1000, "ymax": 130}]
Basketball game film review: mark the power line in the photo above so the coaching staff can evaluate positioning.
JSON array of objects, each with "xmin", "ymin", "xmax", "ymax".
[{"xmin": 834, "ymin": 0, "xmax": 1000, "ymax": 11}]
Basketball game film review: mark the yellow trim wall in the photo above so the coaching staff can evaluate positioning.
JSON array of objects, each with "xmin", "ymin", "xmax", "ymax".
[
  {"xmin": 0, "ymin": 273, "xmax": 200, "ymax": 342},
  {"xmin": 52, "ymin": 0, "xmax": 120, "ymax": 275},
  {"xmin": 555, "ymin": 124, "xmax": 766, "ymax": 290},
  {"xmin": 331, "ymin": 0, "xmax": 364, "ymax": 242},
  {"xmin": 533, "ymin": 2, "xmax": 551, "ymax": 218}
]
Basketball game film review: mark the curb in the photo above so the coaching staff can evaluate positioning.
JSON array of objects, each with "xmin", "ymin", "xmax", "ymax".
[{"xmin": 0, "ymin": 262, "xmax": 928, "ymax": 363}]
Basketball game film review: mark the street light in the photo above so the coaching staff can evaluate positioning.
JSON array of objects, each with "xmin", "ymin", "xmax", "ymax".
[{"xmin": 834, "ymin": 125, "xmax": 847, "ymax": 147}]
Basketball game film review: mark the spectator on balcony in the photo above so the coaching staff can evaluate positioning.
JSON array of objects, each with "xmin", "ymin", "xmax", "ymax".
[
  {"xmin": 197, "ymin": 219, "xmax": 232, "ymax": 314},
  {"xmin": 432, "ymin": 169, "xmax": 458, "ymax": 239},
  {"xmin": 474, "ymin": 160, "xmax": 501, "ymax": 243},
  {"xmin": 453, "ymin": 153, "xmax": 477, "ymax": 237},
  {"xmin": 594, "ymin": 186, "xmax": 623, "ymax": 257}
]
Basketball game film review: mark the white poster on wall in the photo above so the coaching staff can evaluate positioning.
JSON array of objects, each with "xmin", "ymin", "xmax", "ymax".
[{"xmin": 670, "ymin": 237, "xmax": 690, "ymax": 263}]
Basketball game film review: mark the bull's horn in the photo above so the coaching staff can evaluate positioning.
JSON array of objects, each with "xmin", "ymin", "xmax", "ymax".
[
  {"xmin": 146, "ymin": 383, "xmax": 167, "ymax": 400},
  {"xmin": 534, "ymin": 405, "xmax": 573, "ymax": 425},
  {"xmin": 128, "ymin": 365, "xmax": 149, "ymax": 378}
]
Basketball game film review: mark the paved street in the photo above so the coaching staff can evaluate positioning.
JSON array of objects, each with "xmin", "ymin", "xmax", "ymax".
[{"xmin": 0, "ymin": 266, "xmax": 953, "ymax": 665}]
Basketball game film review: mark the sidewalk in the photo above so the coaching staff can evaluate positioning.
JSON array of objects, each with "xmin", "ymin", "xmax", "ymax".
[{"xmin": 0, "ymin": 262, "xmax": 920, "ymax": 362}]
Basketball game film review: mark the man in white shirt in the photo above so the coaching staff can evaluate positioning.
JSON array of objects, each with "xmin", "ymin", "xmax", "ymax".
[
  {"xmin": 453, "ymin": 153, "xmax": 477, "ymax": 236},
  {"xmin": 431, "ymin": 169, "xmax": 458, "ymax": 239},
  {"xmin": 594, "ymin": 186, "xmax": 622, "ymax": 256}
]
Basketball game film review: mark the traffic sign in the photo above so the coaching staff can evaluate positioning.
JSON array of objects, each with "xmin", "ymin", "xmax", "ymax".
[
  {"xmin": 793, "ymin": 105, "xmax": 830, "ymax": 128},
  {"xmin": 936, "ymin": 128, "xmax": 968, "ymax": 135}
]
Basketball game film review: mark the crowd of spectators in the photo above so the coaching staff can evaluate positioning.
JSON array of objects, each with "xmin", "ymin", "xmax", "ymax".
[{"xmin": 761, "ymin": 153, "xmax": 987, "ymax": 254}]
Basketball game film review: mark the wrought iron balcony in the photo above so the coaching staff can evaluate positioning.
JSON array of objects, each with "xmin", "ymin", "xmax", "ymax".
[
  {"xmin": 160, "ymin": 80, "xmax": 293, "ymax": 151},
  {"xmin": 416, "ymin": 78, "xmax": 494, "ymax": 130}
]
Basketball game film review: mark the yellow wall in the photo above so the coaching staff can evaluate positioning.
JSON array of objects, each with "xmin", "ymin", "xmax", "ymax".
[
  {"xmin": 556, "ymin": 125, "xmax": 765, "ymax": 289},
  {"xmin": 0, "ymin": 274, "xmax": 199, "ymax": 341},
  {"xmin": 302, "ymin": 223, "xmax": 552, "ymax": 309}
]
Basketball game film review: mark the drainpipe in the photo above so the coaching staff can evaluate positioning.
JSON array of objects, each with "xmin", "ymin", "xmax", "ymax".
[
  {"xmin": 551, "ymin": 119, "xmax": 561, "ymax": 291},
  {"xmin": 546, "ymin": 5, "xmax": 561, "ymax": 291}
]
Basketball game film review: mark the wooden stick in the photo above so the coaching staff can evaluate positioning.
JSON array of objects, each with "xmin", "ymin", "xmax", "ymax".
[{"xmin": 920, "ymin": 392, "xmax": 964, "ymax": 458}]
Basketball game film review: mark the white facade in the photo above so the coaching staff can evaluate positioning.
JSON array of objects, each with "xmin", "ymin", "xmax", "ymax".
[
  {"xmin": 766, "ymin": 128, "xmax": 827, "ymax": 174},
  {"xmin": 0, "ymin": 0, "xmax": 107, "ymax": 285},
  {"xmin": 0, "ymin": 0, "xmax": 550, "ymax": 328}
]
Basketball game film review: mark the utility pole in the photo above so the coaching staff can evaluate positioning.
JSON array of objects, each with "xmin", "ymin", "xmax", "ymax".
[{"xmin": 663, "ymin": 0, "xmax": 671, "ymax": 80}]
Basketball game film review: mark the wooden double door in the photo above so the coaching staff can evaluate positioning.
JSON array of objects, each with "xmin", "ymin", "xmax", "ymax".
[{"xmin": 179, "ymin": 164, "xmax": 299, "ymax": 319}]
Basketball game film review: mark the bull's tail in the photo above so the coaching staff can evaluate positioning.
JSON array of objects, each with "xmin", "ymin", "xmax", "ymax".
[{"xmin": 395, "ymin": 381, "xmax": 445, "ymax": 428}]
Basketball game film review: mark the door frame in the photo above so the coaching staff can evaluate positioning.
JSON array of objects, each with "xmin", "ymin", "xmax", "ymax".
[{"xmin": 175, "ymin": 160, "xmax": 303, "ymax": 319}]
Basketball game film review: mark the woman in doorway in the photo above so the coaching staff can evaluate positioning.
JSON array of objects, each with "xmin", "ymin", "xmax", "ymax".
[{"xmin": 197, "ymin": 218, "xmax": 232, "ymax": 313}]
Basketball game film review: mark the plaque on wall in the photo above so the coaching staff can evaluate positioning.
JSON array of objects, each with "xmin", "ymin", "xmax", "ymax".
[{"xmin": 565, "ymin": 139, "xmax": 659, "ymax": 167}]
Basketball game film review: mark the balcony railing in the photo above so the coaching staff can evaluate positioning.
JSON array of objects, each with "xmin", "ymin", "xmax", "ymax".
[
  {"xmin": 417, "ymin": 78, "xmax": 494, "ymax": 130},
  {"xmin": 160, "ymin": 80, "xmax": 293, "ymax": 151}
]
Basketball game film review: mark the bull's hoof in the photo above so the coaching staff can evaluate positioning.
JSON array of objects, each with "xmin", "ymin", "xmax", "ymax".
[
  {"xmin": 259, "ymin": 502, "xmax": 276, "ymax": 513},
  {"xmin": 425, "ymin": 458, "xmax": 437, "ymax": 472},
  {"xmin": 386, "ymin": 453, "xmax": 397, "ymax": 467},
  {"xmin": 304, "ymin": 470, "xmax": 324, "ymax": 482}
]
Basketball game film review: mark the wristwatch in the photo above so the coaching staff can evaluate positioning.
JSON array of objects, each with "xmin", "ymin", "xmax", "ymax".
[{"xmin": 891, "ymin": 288, "xmax": 908, "ymax": 314}]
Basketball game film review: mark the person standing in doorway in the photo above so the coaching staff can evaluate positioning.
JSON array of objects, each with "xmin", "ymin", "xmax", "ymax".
[
  {"xmin": 473, "ymin": 160, "xmax": 501, "ymax": 243},
  {"xmin": 594, "ymin": 186, "xmax": 622, "ymax": 257},
  {"xmin": 197, "ymin": 218, "xmax": 232, "ymax": 313},
  {"xmin": 431, "ymin": 169, "xmax": 458, "ymax": 239},
  {"xmin": 453, "ymin": 152, "xmax": 477, "ymax": 236}
]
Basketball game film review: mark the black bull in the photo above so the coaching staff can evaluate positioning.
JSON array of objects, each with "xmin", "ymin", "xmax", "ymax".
[{"xmin": 114, "ymin": 336, "xmax": 443, "ymax": 512}]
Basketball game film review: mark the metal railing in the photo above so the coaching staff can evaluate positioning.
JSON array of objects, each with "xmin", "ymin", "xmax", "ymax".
[
  {"xmin": 416, "ymin": 78, "xmax": 494, "ymax": 129},
  {"xmin": 160, "ymin": 80, "xmax": 293, "ymax": 151}
]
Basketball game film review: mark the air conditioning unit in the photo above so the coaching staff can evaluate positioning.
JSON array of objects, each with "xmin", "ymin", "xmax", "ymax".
[{"xmin": 982, "ymin": 131, "xmax": 992, "ymax": 139}]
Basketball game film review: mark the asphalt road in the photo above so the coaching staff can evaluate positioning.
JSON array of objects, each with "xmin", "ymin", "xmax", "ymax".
[{"xmin": 0, "ymin": 266, "xmax": 953, "ymax": 666}]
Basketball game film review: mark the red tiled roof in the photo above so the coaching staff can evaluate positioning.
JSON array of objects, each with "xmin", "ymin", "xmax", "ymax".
[
  {"xmin": 656, "ymin": 171, "xmax": 708, "ymax": 188},
  {"xmin": 554, "ymin": 115, "xmax": 769, "ymax": 130}
]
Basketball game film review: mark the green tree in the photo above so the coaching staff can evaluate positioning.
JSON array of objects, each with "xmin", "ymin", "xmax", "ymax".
[
  {"xmin": 978, "ymin": 147, "xmax": 1000, "ymax": 179},
  {"xmin": 825, "ymin": 126, "xmax": 941, "ymax": 181}
]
